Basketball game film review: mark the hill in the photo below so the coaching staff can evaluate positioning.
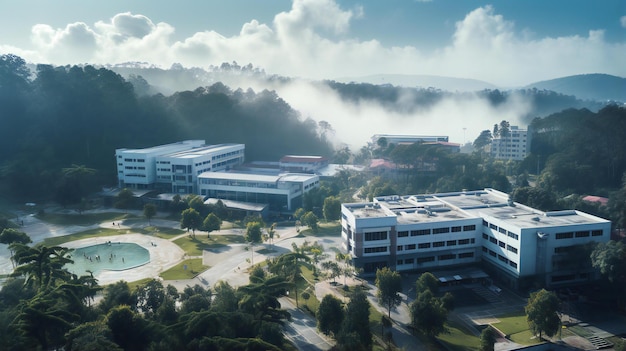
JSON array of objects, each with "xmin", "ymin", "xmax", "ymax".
[
  {"xmin": 525, "ymin": 74, "xmax": 626, "ymax": 102},
  {"xmin": 333, "ymin": 74, "xmax": 497, "ymax": 92}
]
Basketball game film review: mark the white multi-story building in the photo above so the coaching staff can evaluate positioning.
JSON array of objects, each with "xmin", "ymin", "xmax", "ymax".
[
  {"xmin": 198, "ymin": 172, "xmax": 319, "ymax": 211},
  {"xmin": 490, "ymin": 126, "xmax": 531, "ymax": 160},
  {"xmin": 155, "ymin": 144, "xmax": 245, "ymax": 193},
  {"xmin": 116, "ymin": 141, "xmax": 244, "ymax": 193},
  {"xmin": 341, "ymin": 188, "xmax": 610, "ymax": 289},
  {"xmin": 372, "ymin": 134, "xmax": 449, "ymax": 146}
]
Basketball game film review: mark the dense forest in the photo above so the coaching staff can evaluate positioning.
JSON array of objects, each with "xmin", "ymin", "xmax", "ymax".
[{"xmin": 0, "ymin": 54, "xmax": 332, "ymax": 200}]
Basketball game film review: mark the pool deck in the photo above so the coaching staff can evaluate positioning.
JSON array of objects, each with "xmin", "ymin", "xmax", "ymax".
[{"xmin": 63, "ymin": 234, "xmax": 185, "ymax": 285}]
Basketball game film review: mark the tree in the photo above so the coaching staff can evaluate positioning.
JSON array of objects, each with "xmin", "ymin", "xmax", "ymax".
[
  {"xmin": 416, "ymin": 272, "xmax": 439, "ymax": 295},
  {"xmin": 211, "ymin": 280, "xmax": 239, "ymax": 312},
  {"xmin": 143, "ymin": 203, "xmax": 156, "ymax": 225},
  {"xmin": 245, "ymin": 221, "xmax": 263, "ymax": 243},
  {"xmin": 317, "ymin": 294, "xmax": 344, "ymax": 337},
  {"xmin": 323, "ymin": 196, "xmax": 342, "ymax": 221},
  {"xmin": 473, "ymin": 130, "xmax": 493, "ymax": 150},
  {"xmin": 202, "ymin": 213, "xmax": 222, "ymax": 237},
  {"xmin": 301, "ymin": 211, "xmax": 319, "ymax": 232},
  {"xmin": 56, "ymin": 164, "xmax": 97, "ymax": 209},
  {"xmin": 263, "ymin": 223, "xmax": 279, "ymax": 249},
  {"xmin": 375, "ymin": 267, "xmax": 402, "ymax": 319},
  {"xmin": 0, "ymin": 228, "xmax": 31, "ymax": 268},
  {"xmin": 114, "ymin": 188, "xmax": 135, "ymax": 209},
  {"xmin": 180, "ymin": 208, "xmax": 202, "ymax": 238},
  {"xmin": 480, "ymin": 325, "xmax": 498, "ymax": 351},
  {"xmin": 10, "ymin": 244, "xmax": 74, "ymax": 291},
  {"xmin": 269, "ymin": 252, "xmax": 310, "ymax": 308},
  {"xmin": 525, "ymin": 289, "xmax": 561, "ymax": 340},
  {"xmin": 591, "ymin": 240, "xmax": 626, "ymax": 284},
  {"xmin": 337, "ymin": 287, "xmax": 372, "ymax": 350},
  {"xmin": 409, "ymin": 290, "xmax": 448, "ymax": 338}
]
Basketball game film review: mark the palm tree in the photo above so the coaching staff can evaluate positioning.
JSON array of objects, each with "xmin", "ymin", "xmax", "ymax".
[
  {"xmin": 238, "ymin": 274, "xmax": 291, "ymax": 323},
  {"xmin": 269, "ymin": 252, "xmax": 310, "ymax": 308},
  {"xmin": 10, "ymin": 243, "xmax": 74, "ymax": 291}
]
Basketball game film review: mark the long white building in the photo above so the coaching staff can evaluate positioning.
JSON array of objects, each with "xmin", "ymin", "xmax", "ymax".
[
  {"xmin": 490, "ymin": 126, "xmax": 531, "ymax": 160},
  {"xmin": 341, "ymin": 188, "xmax": 610, "ymax": 289},
  {"xmin": 198, "ymin": 172, "xmax": 319, "ymax": 211},
  {"xmin": 116, "ymin": 140, "xmax": 244, "ymax": 193}
]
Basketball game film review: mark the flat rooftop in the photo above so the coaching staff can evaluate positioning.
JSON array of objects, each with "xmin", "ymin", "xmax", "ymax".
[
  {"xmin": 350, "ymin": 189, "xmax": 610, "ymax": 228},
  {"xmin": 164, "ymin": 143, "xmax": 244, "ymax": 158},
  {"xmin": 118, "ymin": 140, "xmax": 205, "ymax": 155},
  {"xmin": 198, "ymin": 171, "xmax": 316, "ymax": 183}
]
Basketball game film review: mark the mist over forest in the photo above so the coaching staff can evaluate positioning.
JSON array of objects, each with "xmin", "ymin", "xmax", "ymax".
[{"xmin": 1, "ymin": 54, "xmax": 625, "ymax": 203}]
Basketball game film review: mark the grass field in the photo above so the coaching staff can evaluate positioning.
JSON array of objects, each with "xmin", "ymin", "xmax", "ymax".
[
  {"xmin": 173, "ymin": 234, "xmax": 246, "ymax": 256},
  {"xmin": 43, "ymin": 227, "xmax": 140, "ymax": 246},
  {"xmin": 492, "ymin": 312, "xmax": 541, "ymax": 346},
  {"xmin": 160, "ymin": 258, "xmax": 208, "ymax": 280},
  {"xmin": 437, "ymin": 320, "xmax": 481, "ymax": 351},
  {"xmin": 300, "ymin": 221, "xmax": 341, "ymax": 237}
]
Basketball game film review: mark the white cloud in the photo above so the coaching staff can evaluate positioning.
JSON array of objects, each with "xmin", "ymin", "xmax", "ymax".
[
  {"xmin": 3, "ymin": 1, "xmax": 623, "ymax": 86},
  {"xmin": 621, "ymin": 15, "xmax": 626, "ymax": 28}
]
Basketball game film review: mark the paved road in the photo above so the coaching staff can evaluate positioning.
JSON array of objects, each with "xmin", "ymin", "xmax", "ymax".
[{"xmin": 280, "ymin": 297, "xmax": 334, "ymax": 351}]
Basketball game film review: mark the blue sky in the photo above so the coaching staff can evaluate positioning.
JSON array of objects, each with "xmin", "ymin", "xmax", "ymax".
[{"xmin": 1, "ymin": 0, "xmax": 624, "ymax": 86}]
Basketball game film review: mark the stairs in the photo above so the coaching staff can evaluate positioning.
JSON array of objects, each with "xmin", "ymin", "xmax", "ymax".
[{"xmin": 586, "ymin": 335, "xmax": 613, "ymax": 349}]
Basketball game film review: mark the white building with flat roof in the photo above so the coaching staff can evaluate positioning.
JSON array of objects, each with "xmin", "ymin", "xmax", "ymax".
[
  {"xmin": 372, "ymin": 134, "xmax": 449, "ymax": 145},
  {"xmin": 155, "ymin": 144, "xmax": 244, "ymax": 193},
  {"xmin": 198, "ymin": 172, "xmax": 319, "ymax": 211},
  {"xmin": 341, "ymin": 188, "xmax": 610, "ymax": 289},
  {"xmin": 490, "ymin": 126, "xmax": 531, "ymax": 160},
  {"xmin": 116, "ymin": 141, "xmax": 244, "ymax": 193}
]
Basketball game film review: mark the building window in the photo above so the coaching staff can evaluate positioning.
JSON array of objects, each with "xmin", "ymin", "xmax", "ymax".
[
  {"xmin": 433, "ymin": 227, "xmax": 450, "ymax": 234},
  {"xmin": 459, "ymin": 252, "xmax": 474, "ymax": 259},
  {"xmin": 508, "ymin": 231, "xmax": 519, "ymax": 240},
  {"xmin": 575, "ymin": 231, "xmax": 590, "ymax": 238},
  {"xmin": 498, "ymin": 241, "xmax": 506, "ymax": 248},
  {"xmin": 417, "ymin": 243, "xmax": 429, "ymax": 249},
  {"xmin": 592, "ymin": 230, "xmax": 603, "ymax": 237},
  {"xmin": 489, "ymin": 237, "xmax": 497, "ymax": 244},
  {"xmin": 397, "ymin": 260, "xmax": 403, "ymax": 265},
  {"xmin": 482, "ymin": 233, "xmax": 489, "ymax": 240},
  {"xmin": 489, "ymin": 250, "xmax": 497, "ymax": 257},
  {"xmin": 405, "ymin": 258, "xmax": 414, "ymax": 264},
  {"xmin": 397, "ymin": 245, "xmax": 403, "ymax": 251},
  {"xmin": 556, "ymin": 232, "xmax": 574, "ymax": 240},
  {"xmin": 451, "ymin": 226, "xmax": 462, "ymax": 232},
  {"xmin": 509, "ymin": 261, "xmax": 518, "ymax": 269},
  {"xmin": 499, "ymin": 227, "xmax": 507, "ymax": 234},
  {"xmin": 489, "ymin": 223, "xmax": 498, "ymax": 230},
  {"xmin": 398, "ymin": 231, "xmax": 409, "ymax": 237},
  {"xmin": 411, "ymin": 229, "xmax": 431, "ymax": 236},
  {"xmin": 507, "ymin": 245, "xmax": 518, "ymax": 254},
  {"xmin": 483, "ymin": 220, "xmax": 489, "ymax": 226},
  {"xmin": 417, "ymin": 256, "xmax": 435, "ymax": 264},
  {"xmin": 364, "ymin": 246, "xmax": 387, "ymax": 254},
  {"xmin": 458, "ymin": 239, "xmax": 470, "ymax": 245},
  {"xmin": 439, "ymin": 254, "xmax": 456, "ymax": 261},
  {"xmin": 482, "ymin": 246, "xmax": 488, "ymax": 253},
  {"xmin": 433, "ymin": 241, "xmax": 444, "ymax": 248},
  {"xmin": 463, "ymin": 225, "xmax": 476, "ymax": 231},
  {"xmin": 364, "ymin": 231, "xmax": 388, "ymax": 241},
  {"xmin": 447, "ymin": 240, "xmax": 457, "ymax": 246},
  {"xmin": 407, "ymin": 244, "xmax": 417, "ymax": 250},
  {"xmin": 498, "ymin": 254, "xmax": 508, "ymax": 263}
]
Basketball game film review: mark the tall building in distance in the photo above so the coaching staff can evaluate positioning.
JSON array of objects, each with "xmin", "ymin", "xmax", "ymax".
[
  {"xmin": 341, "ymin": 188, "xmax": 610, "ymax": 289},
  {"xmin": 490, "ymin": 126, "xmax": 531, "ymax": 160},
  {"xmin": 371, "ymin": 134, "xmax": 449, "ymax": 146}
]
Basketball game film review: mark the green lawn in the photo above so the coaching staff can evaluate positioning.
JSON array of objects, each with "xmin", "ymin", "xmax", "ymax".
[
  {"xmin": 300, "ymin": 222, "xmax": 341, "ymax": 237},
  {"xmin": 437, "ymin": 320, "xmax": 481, "ymax": 351},
  {"xmin": 36, "ymin": 212, "xmax": 133, "ymax": 226},
  {"xmin": 160, "ymin": 258, "xmax": 208, "ymax": 280},
  {"xmin": 492, "ymin": 312, "xmax": 541, "ymax": 346},
  {"xmin": 144, "ymin": 226, "xmax": 186, "ymax": 239},
  {"xmin": 173, "ymin": 234, "xmax": 246, "ymax": 256},
  {"xmin": 509, "ymin": 330, "xmax": 541, "ymax": 345},
  {"xmin": 43, "ymin": 227, "xmax": 141, "ymax": 246}
]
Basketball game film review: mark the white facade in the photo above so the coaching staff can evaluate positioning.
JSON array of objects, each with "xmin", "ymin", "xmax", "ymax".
[
  {"xmin": 116, "ymin": 141, "xmax": 244, "ymax": 193},
  {"xmin": 372, "ymin": 134, "xmax": 449, "ymax": 145},
  {"xmin": 342, "ymin": 188, "xmax": 610, "ymax": 288},
  {"xmin": 155, "ymin": 144, "xmax": 245, "ymax": 193},
  {"xmin": 116, "ymin": 140, "xmax": 205, "ymax": 189},
  {"xmin": 198, "ymin": 172, "xmax": 319, "ymax": 211},
  {"xmin": 490, "ymin": 126, "xmax": 530, "ymax": 160},
  {"xmin": 279, "ymin": 155, "xmax": 329, "ymax": 173}
]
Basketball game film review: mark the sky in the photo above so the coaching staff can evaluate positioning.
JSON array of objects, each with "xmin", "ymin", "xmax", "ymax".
[
  {"xmin": 1, "ymin": 0, "xmax": 624, "ymax": 148},
  {"xmin": 1, "ymin": 0, "xmax": 624, "ymax": 87}
]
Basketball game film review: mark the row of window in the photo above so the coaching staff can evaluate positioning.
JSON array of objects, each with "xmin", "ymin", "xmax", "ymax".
[
  {"xmin": 397, "ymin": 252, "xmax": 475, "ymax": 265},
  {"xmin": 397, "ymin": 238, "xmax": 476, "ymax": 251},
  {"xmin": 123, "ymin": 158, "xmax": 145, "ymax": 163},
  {"xmin": 483, "ymin": 221, "xmax": 519, "ymax": 240},
  {"xmin": 482, "ymin": 233, "xmax": 518, "ymax": 255},
  {"xmin": 482, "ymin": 246, "xmax": 518, "ymax": 269},
  {"xmin": 125, "ymin": 166, "xmax": 146, "ymax": 170},
  {"xmin": 364, "ymin": 231, "xmax": 387, "ymax": 241},
  {"xmin": 364, "ymin": 246, "xmax": 387, "ymax": 254},
  {"xmin": 211, "ymin": 150, "xmax": 243, "ymax": 160},
  {"xmin": 555, "ymin": 230, "xmax": 603, "ymax": 239}
]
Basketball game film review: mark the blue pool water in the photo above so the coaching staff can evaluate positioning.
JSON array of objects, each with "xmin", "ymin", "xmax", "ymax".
[{"xmin": 65, "ymin": 242, "xmax": 150, "ymax": 275}]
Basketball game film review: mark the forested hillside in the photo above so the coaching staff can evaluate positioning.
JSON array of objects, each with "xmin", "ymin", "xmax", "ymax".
[{"xmin": 0, "ymin": 54, "xmax": 332, "ymax": 200}]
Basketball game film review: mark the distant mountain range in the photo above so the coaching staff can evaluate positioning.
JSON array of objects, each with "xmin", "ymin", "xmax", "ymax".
[
  {"xmin": 524, "ymin": 74, "xmax": 626, "ymax": 102},
  {"xmin": 335, "ymin": 73, "xmax": 625, "ymax": 103}
]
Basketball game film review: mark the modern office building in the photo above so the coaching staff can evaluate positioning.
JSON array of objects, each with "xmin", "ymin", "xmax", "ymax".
[
  {"xmin": 371, "ymin": 134, "xmax": 449, "ymax": 146},
  {"xmin": 279, "ymin": 155, "xmax": 329, "ymax": 173},
  {"xmin": 155, "ymin": 144, "xmax": 245, "ymax": 193},
  {"xmin": 490, "ymin": 126, "xmax": 531, "ymax": 160},
  {"xmin": 198, "ymin": 172, "xmax": 319, "ymax": 211},
  {"xmin": 116, "ymin": 140, "xmax": 244, "ymax": 192},
  {"xmin": 341, "ymin": 188, "xmax": 610, "ymax": 289}
]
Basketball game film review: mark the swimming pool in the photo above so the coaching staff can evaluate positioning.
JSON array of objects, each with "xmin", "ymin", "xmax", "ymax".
[{"xmin": 65, "ymin": 242, "xmax": 150, "ymax": 276}]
